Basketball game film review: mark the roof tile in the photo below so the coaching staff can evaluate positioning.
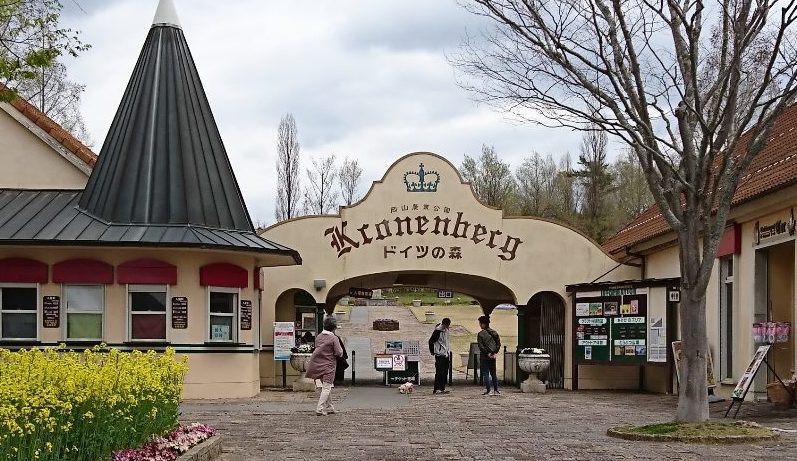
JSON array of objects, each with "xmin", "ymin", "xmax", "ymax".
[{"xmin": 604, "ymin": 104, "xmax": 797, "ymax": 254}]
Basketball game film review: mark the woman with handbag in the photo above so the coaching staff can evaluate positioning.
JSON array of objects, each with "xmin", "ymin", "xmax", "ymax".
[{"xmin": 305, "ymin": 316, "xmax": 344, "ymax": 415}]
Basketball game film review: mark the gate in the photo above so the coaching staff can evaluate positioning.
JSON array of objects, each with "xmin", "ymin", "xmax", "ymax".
[{"xmin": 531, "ymin": 292, "xmax": 565, "ymax": 389}]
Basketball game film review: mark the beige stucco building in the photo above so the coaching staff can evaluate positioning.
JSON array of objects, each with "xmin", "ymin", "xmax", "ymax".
[
  {"xmin": 259, "ymin": 152, "xmax": 665, "ymax": 391},
  {"xmin": 604, "ymin": 104, "xmax": 797, "ymax": 400}
]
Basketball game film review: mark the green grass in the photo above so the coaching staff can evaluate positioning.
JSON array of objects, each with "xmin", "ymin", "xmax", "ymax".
[
  {"xmin": 610, "ymin": 422, "xmax": 776, "ymax": 443},
  {"xmin": 386, "ymin": 289, "xmax": 476, "ymax": 306}
]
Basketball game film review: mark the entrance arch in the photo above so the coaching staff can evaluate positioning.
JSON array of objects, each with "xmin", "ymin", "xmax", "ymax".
[
  {"xmin": 521, "ymin": 292, "xmax": 566, "ymax": 389},
  {"xmin": 260, "ymin": 152, "xmax": 640, "ymax": 389}
]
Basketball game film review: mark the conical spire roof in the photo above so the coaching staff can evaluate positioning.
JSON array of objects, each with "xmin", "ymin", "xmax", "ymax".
[{"xmin": 79, "ymin": 0, "xmax": 254, "ymax": 232}]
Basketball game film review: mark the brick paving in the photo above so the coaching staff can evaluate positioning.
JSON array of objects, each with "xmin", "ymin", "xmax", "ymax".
[{"xmin": 180, "ymin": 386, "xmax": 797, "ymax": 460}]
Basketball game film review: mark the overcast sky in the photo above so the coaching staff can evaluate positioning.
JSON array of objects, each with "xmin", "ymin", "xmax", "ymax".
[{"xmin": 60, "ymin": 0, "xmax": 586, "ymax": 225}]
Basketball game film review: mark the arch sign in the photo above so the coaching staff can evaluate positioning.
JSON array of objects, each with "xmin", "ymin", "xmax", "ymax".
[{"xmin": 261, "ymin": 152, "xmax": 636, "ymax": 309}]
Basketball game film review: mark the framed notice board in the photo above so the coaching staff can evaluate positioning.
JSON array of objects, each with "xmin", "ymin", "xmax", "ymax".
[{"xmin": 573, "ymin": 290, "xmax": 648, "ymax": 364}]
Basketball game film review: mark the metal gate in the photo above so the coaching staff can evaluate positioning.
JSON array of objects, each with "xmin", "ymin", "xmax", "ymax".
[{"xmin": 535, "ymin": 292, "xmax": 565, "ymax": 389}]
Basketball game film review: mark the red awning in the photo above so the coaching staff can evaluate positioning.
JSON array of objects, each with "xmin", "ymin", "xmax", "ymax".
[
  {"xmin": 118, "ymin": 259, "xmax": 177, "ymax": 285},
  {"xmin": 52, "ymin": 259, "xmax": 114, "ymax": 284},
  {"xmin": 717, "ymin": 224, "xmax": 742, "ymax": 258},
  {"xmin": 0, "ymin": 258, "xmax": 48, "ymax": 283},
  {"xmin": 200, "ymin": 263, "xmax": 248, "ymax": 288}
]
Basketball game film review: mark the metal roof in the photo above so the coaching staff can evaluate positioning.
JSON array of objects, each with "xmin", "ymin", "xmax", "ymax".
[
  {"xmin": 78, "ymin": 17, "xmax": 255, "ymax": 232},
  {"xmin": 0, "ymin": 190, "xmax": 300, "ymax": 264}
]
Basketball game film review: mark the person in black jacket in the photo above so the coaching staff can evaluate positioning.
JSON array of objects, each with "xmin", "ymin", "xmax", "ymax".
[{"xmin": 334, "ymin": 335, "xmax": 349, "ymax": 384}]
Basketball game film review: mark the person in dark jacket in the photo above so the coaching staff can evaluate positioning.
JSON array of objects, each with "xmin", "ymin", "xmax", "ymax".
[
  {"xmin": 477, "ymin": 315, "xmax": 501, "ymax": 396},
  {"xmin": 334, "ymin": 335, "xmax": 349, "ymax": 384},
  {"xmin": 428, "ymin": 318, "xmax": 451, "ymax": 394}
]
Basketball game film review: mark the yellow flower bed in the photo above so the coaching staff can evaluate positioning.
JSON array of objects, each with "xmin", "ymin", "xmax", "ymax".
[{"xmin": 0, "ymin": 345, "xmax": 188, "ymax": 461}]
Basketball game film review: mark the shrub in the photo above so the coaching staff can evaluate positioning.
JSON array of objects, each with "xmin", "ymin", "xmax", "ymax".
[{"xmin": 0, "ymin": 345, "xmax": 188, "ymax": 461}]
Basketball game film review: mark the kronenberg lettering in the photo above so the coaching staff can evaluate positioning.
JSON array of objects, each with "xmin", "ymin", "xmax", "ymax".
[{"xmin": 324, "ymin": 210, "xmax": 524, "ymax": 261}]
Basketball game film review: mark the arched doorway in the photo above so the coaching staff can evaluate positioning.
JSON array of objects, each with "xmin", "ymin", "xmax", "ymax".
[
  {"xmin": 521, "ymin": 292, "xmax": 565, "ymax": 389},
  {"xmin": 275, "ymin": 289, "xmax": 324, "ymax": 344}
]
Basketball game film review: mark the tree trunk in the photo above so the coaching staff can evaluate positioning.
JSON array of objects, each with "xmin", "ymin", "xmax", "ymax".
[{"xmin": 675, "ymin": 227, "xmax": 710, "ymax": 421}]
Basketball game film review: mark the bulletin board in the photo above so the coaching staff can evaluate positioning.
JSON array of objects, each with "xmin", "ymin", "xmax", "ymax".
[{"xmin": 574, "ymin": 289, "xmax": 648, "ymax": 364}]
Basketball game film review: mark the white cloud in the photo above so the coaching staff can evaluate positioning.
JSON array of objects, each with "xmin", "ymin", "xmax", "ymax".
[{"xmin": 62, "ymin": 0, "xmax": 587, "ymax": 225}]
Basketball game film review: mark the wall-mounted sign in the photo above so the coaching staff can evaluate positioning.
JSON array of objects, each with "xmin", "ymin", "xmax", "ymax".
[
  {"xmin": 171, "ymin": 297, "xmax": 188, "ymax": 329},
  {"xmin": 240, "ymin": 300, "xmax": 252, "ymax": 330},
  {"xmin": 437, "ymin": 290, "xmax": 453, "ymax": 299},
  {"xmin": 42, "ymin": 296, "xmax": 60, "ymax": 328},
  {"xmin": 349, "ymin": 287, "xmax": 373, "ymax": 299},
  {"xmin": 753, "ymin": 208, "xmax": 796, "ymax": 246},
  {"xmin": 324, "ymin": 209, "xmax": 524, "ymax": 261},
  {"xmin": 601, "ymin": 287, "xmax": 635, "ymax": 297},
  {"xmin": 668, "ymin": 290, "xmax": 680, "ymax": 302},
  {"xmin": 273, "ymin": 322, "xmax": 295, "ymax": 361}
]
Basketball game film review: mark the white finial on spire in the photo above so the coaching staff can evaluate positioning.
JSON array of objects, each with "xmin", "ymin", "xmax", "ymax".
[{"xmin": 152, "ymin": 0, "xmax": 181, "ymax": 29}]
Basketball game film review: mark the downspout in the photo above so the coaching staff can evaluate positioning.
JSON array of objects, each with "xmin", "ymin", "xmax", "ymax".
[{"xmin": 625, "ymin": 245, "xmax": 646, "ymax": 279}]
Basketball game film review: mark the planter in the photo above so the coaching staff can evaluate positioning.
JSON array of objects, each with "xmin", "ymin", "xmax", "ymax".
[
  {"xmin": 425, "ymin": 312, "xmax": 436, "ymax": 322},
  {"xmin": 373, "ymin": 319, "xmax": 399, "ymax": 331},
  {"xmin": 289, "ymin": 352, "xmax": 315, "ymax": 392},
  {"xmin": 518, "ymin": 353, "xmax": 550, "ymax": 393},
  {"xmin": 767, "ymin": 382, "xmax": 795, "ymax": 408},
  {"xmin": 460, "ymin": 352, "xmax": 470, "ymax": 368},
  {"xmin": 175, "ymin": 435, "xmax": 223, "ymax": 461},
  {"xmin": 334, "ymin": 310, "xmax": 348, "ymax": 322},
  {"xmin": 412, "ymin": 299, "xmax": 422, "ymax": 307}
]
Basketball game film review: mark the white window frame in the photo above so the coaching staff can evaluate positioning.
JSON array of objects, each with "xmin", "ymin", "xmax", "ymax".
[
  {"xmin": 207, "ymin": 286, "xmax": 239, "ymax": 343},
  {"xmin": 62, "ymin": 284, "xmax": 105, "ymax": 342},
  {"xmin": 127, "ymin": 284, "xmax": 170, "ymax": 343},
  {"xmin": 0, "ymin": 283, "xmax": 40, "ymax": 341}
]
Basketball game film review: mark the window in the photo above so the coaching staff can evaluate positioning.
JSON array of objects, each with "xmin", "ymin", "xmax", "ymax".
[
  {"xmin": 719, "ymin": 257, "xmax": 734, "ymax": 381},
  {"xmin": 208, "ymin": 288, "xmax": 237, "ymax": 342},
  {"xmin": 129, "ymin": 285, "xmax": 167, "ymax": 341},
  {"xmin": 65, "ymin": 285, "xmax": 104, "ymax": 340},
  {"xmin": 0, "ymin": 285, "xmax": 37, "ymax": 340}
]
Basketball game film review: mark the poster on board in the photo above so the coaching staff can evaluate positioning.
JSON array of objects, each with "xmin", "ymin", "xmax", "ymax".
[
  {"xmin": 273, "ymin": 322, "xmax": 295, "ymax": 360},
  {"xmin": 731, "ymin": 345, "xmax": 771, "ymax": 399},
  {"xmin": 672, "ymin": 340, "xmax": 720, "ymax": 388}
]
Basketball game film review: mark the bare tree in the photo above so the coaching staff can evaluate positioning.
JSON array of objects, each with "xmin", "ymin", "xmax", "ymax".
[
  {"xmin": 1, "ymin": 0, "xmax": 89, "ymax": 101},
  {"xmin": 339, "ymin": 157, "xmax": 363, "ymax": 206},
  {"xmin": 553, "ymin": 153, "xmax": 580, "ymax": 224},
  {"xmin": 303, "ymin": 155, "xmax": 339, "ymax": 215},
  {"xmin": 515, "ymin": 152, "xmax": 558, "ymax": 217},
  {"xmin": 610, "ymin": 150, "xmax": 654, "ymax": 232},
  {"xmin": 454, "ymin": 0, "xmax": 797, "ymax": 421},
  {"xmin": 15, "ymin": 61, "xmax": 92, "ymax": 145},
  {"xmin": 275, "ymin": 113, "xmax": 301, "ymax": 222},
  {"xmin": 461, "ymin": 144, "xmax": 517, "ymax": 210},
  {"xmin": 575, "ymin": 126, "xmax": 614, "ymax": 242}
]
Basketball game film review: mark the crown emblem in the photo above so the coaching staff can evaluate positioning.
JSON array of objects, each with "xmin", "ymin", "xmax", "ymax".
[{"xmin": 404, "ymin": 163, "xmax": 440, "ymax": 193}]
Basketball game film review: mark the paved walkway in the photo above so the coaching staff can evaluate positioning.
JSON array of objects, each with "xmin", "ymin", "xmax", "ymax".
[
  {"xmin": 180, "ymin": 387, "xmax": 797, "ymax": 460},
  {"xmin": 336, "ymin": 304, "xmax": 469, "ymax": 381}
]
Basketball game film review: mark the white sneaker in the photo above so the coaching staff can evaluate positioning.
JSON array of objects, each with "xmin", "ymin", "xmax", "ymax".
[
  {"xmin": 489, "ymin": 390, "xmax": 498, "ymax": 396},
  {"xmin": 315, "ymin": 409, "xmax": 327, "ymax": 416},
  {"xmin": 326, "ymin": 405, "xmax": 337, "ymax": 414}
]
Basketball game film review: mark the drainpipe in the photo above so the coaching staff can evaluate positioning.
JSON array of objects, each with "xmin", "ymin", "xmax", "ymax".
[{"xmin": 625, "ymin": 246, "xmax": 646, "ymax": 279}]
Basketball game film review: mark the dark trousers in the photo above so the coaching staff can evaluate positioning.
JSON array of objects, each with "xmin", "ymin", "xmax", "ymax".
[
  {"xmin": 480, "ymin": 354, "xmax": 498, "ymax": 392},
  {"xmin": 434, "ymin": 355, "xmax": 449, "ymax": 391}
]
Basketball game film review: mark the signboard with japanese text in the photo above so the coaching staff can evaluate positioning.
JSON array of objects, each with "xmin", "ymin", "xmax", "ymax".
[
  {"xmin": 574, "ymin": 290, "xmax": 649, "ymax": 364},
  {"xmin": 731, "ymin": 345, "xmax": 771, "ymax": 399},
  {"xmin": 349, "ymin": 287, "xmax": 373, "ymax": 299},
  {"xmin": 42, "ymin": 296, "xmax": 60, "ymax": 328},
  {"xmin": 240, "ymin": 300, "xmax": 252, "ymax": 330},
  {"xmin": 171, "ymin": 297, "xmax": 188, "ymax": 329},
  {"xmin": 273, "ymin": 322, "xmax": 295, "ymax": 360}
]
